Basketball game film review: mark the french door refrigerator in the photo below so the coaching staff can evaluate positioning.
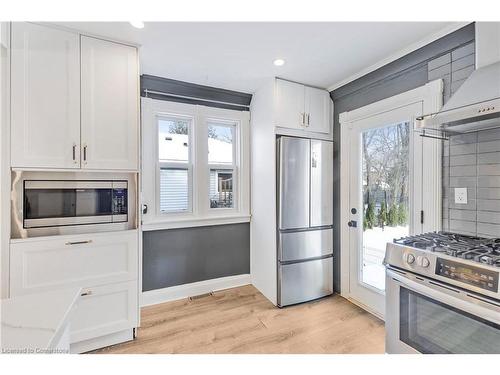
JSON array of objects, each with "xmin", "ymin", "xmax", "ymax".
[{"xmin": 277, "ymin": 136, "xmax": 334, "ymax": 307}]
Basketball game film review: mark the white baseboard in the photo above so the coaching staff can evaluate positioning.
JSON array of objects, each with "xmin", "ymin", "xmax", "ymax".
[{"xmin": 141, "ymin": 274, "xmax": 251, "ymax": 307}]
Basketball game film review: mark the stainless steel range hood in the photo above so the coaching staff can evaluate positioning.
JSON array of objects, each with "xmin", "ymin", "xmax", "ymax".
[{"xmin": 415, "ymin": 22, "xmax": 500, "ymax": 136}]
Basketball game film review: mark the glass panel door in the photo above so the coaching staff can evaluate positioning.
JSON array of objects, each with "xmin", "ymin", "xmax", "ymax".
[
  {"xmin": 361, "ymin": 122, "xmax": 410, "ymax": 291},
  {"xmin": 348, "ymin": 102, "xmax": 421, "ymax": 316},
  {"xmin": 400, "ymin": 287, "xmax": 500, "ymax": 354}
]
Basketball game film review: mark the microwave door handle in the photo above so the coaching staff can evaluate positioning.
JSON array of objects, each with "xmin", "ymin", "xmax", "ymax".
[{"xmin": 387, "ymin": 270, "xmax": 500, "ymax": 324}]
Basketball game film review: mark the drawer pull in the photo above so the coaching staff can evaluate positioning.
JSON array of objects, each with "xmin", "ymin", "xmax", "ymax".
[
  {"xmin": 65, "ymin": 240, "xmax": 93, "ymax": 246},
  {"xmin": 81, "ymin": 291, "xmax": 93, "ymax": 297}
]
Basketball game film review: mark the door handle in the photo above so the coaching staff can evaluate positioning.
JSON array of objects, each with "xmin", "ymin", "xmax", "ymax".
[
  {"xmin": 142, "ymin": 204, "xmax": 148, "ymax": 214},
  {"xmin": 83, "ymin": 144, "xmax": 88, "ymax": 162},
  {"xmin": 347, "ymin": 220, "xmax": 357, "ymax": 228}
]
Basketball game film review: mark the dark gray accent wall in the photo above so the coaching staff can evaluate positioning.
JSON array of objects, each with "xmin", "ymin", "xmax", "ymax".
[
  {"xmin": 330, "ymin": 23, "xmax": 475, "ymax": 293},
  {"xmin": 141, "ymin": 74, "xmax": 252, "ymax": 111},
  {"xmin": 142, "ymin": 223, "xmax": 250, "ymax": 292}
]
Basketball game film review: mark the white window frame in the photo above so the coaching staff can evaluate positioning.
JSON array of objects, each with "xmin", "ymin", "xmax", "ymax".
[{"xmin": 141, "ymin": 98, "xmax": 250, "ymax": 230}]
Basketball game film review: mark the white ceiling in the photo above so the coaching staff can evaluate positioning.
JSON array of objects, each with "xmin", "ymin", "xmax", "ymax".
[{"xmin": 55, "ymin": 22, "xmax": 458, "ymax": 93}]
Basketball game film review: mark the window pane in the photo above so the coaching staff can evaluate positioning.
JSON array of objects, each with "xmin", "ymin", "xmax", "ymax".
[
  {"xmin": 160, "ymin": 168, "xmax": 189, "ymax": 212},
  {"xmin": 209, "ymin": 169, "xmax": 233, "ymax": 208},
  {"xmin": 208, "ymin": 123, "xmax": 233, "ymax": 164},
  {"xmin": 159, "ymin": 118, "xmax": 189, "ymax": 162}
]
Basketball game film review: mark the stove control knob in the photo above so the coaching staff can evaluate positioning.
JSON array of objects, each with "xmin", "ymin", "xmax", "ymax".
[
  {"xmin": 416, "ymin": 256, "xmax": 431, "ymax": 268},
  {"xmin": 406, "ymin": 253, "xmax": 416, "ymax": 265}
]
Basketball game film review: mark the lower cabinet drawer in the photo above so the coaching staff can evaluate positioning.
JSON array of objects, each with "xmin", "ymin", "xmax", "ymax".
[
  {"xmin": 10, "ymin": 230, "xmax": 138, "ymax": 296},
  {"xmin": 71, "ymin": 281, "xmax": 138, "ymax": 344},
  {"xmin": 278, "ymin": 257, "xmax": 333, "ymax": 307}
]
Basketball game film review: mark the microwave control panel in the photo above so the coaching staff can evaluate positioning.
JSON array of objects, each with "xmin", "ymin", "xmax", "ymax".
[{"xmin": 112, "ymin": 188, "xmax": 128, "ymax": 215}]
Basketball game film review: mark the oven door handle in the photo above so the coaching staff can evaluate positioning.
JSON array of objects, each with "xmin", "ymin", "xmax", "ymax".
[{"xmin": 387, "ymin": 269, "xmax": 500, "ymax": 325}]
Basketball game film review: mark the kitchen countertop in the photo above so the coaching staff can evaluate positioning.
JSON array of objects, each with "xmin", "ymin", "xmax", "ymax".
[{"xmin": 1, "ymin": 288, "xmax": 80, "ymax": 354}]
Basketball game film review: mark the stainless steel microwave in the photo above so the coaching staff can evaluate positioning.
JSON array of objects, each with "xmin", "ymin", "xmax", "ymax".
[
  {"xmin": 11, "ymin": 172, "xmax": 137, "ymax": 238},
  {"xmin": 23, "ymin": 180, "xmax": 128, "ymax": 228}
]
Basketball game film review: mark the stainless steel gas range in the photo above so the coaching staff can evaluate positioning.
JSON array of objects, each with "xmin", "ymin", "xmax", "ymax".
[{"xmin": 384, "ymin": 232, "xmax": 500, "ymax": 354}]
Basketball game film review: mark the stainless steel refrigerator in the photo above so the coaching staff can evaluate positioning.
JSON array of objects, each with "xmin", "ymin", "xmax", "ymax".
[{"xmin": 277, "ymin": 136, "xmax": 334, "ymax": 307}]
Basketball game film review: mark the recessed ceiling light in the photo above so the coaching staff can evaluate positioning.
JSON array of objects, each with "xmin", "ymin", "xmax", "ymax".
[
  {"xmin": 130, "ymin": 21, "xmax": 145, "ymax": 29},
  {"xmin": 273, "ymin": 58, "xmax": 285, "ymax": 67}
]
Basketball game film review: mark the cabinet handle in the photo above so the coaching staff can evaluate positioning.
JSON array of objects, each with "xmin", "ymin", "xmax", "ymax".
[
  {"xmin": 301, "ymin": 112, "xmax": 305, "ymax": 126},
  {"xmin": 83, "ymin": 145, "xmax": 88, "ymax": 162},
  {"xmin": 306, "ymin": 113, "xmax": 310, "ymax": 126},
  {"xmin": 72, "ymin": 144, "xmax": 77, "ymax": 161},
  {"xmin": 81, "ymin": 291, "xmax": 93, "ymax": 297},
  {"xmin": 65, "ymin": 240, "xmax": 92, "ymax": 246}
]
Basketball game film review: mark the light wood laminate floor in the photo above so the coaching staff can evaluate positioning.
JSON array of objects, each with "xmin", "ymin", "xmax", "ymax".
[{"xmin": 92, "ymin": 285, "xmax": 385, "ymax": 354}]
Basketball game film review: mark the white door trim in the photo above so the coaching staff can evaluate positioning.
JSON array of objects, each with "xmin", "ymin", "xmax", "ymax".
[{"xmin": 339, "ymin": 80, "xmax": 443, "ymax": 309}]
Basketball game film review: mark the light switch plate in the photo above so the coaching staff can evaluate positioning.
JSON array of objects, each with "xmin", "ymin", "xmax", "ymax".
[{"xmin": 454, "ymin": 187, "xmax": 468, "ymax": 204}]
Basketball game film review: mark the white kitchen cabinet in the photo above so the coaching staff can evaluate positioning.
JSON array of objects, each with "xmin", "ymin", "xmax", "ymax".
[
  {"xmin": 81, "ymin": 36, "xmax": 139, "ymax": 170},
  {"xmin": 305, "ymin": 86, "xmax": 331, "ymax": 134},
  {"xmin": 9, "ymin": 230, "xmax": 138, "ymax": 296},
  {"xmin": 10, "ymin": 22, "xmax": 81, "ymax": 169},
  {"xmin": 274, "ymin": 78, "xmax": 332, "ymax": 134},
  {"xmin": 70, "ymin": 280, "xmax": 138, "ymax": 344},
  {"xmin": 275, "ymin": 79, "xmax": 306, "ymax": 130}
]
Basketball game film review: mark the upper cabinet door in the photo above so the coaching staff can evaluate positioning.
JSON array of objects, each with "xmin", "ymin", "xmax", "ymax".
[
  {"xmin": 81, "ymin": 36, "xmax": 139, "ymax": 170},
  {"xmin": 11, "ymin": 23, "xmax": 80, "ymax": 169},
  {"xmin": 275, "ymin": 79, "xmax": 305, "ymax": 130},
  {"xmin": 305, "ymin": 86, "xmax": 331, "ymax": 134}
]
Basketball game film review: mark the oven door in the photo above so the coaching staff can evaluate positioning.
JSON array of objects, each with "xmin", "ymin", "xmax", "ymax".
[{"xmin": 385, "ymin": 268, "xmax": 500, "ymax": 354}]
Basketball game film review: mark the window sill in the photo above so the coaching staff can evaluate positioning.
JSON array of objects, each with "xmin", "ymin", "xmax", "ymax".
[{"xmin": 141, "ymin": 214, "xmax": 251, "ymax": 231}]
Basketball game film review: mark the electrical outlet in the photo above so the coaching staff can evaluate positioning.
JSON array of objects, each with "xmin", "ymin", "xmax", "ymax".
[{"xmin": 454, "ymin": 188, "xmax": 468, "ymax": 204}]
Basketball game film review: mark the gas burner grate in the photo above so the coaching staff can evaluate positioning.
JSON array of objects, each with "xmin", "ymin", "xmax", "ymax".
[{"xmin": 393, "ymin": 231, "xmax": 500, "ymax": 267}]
